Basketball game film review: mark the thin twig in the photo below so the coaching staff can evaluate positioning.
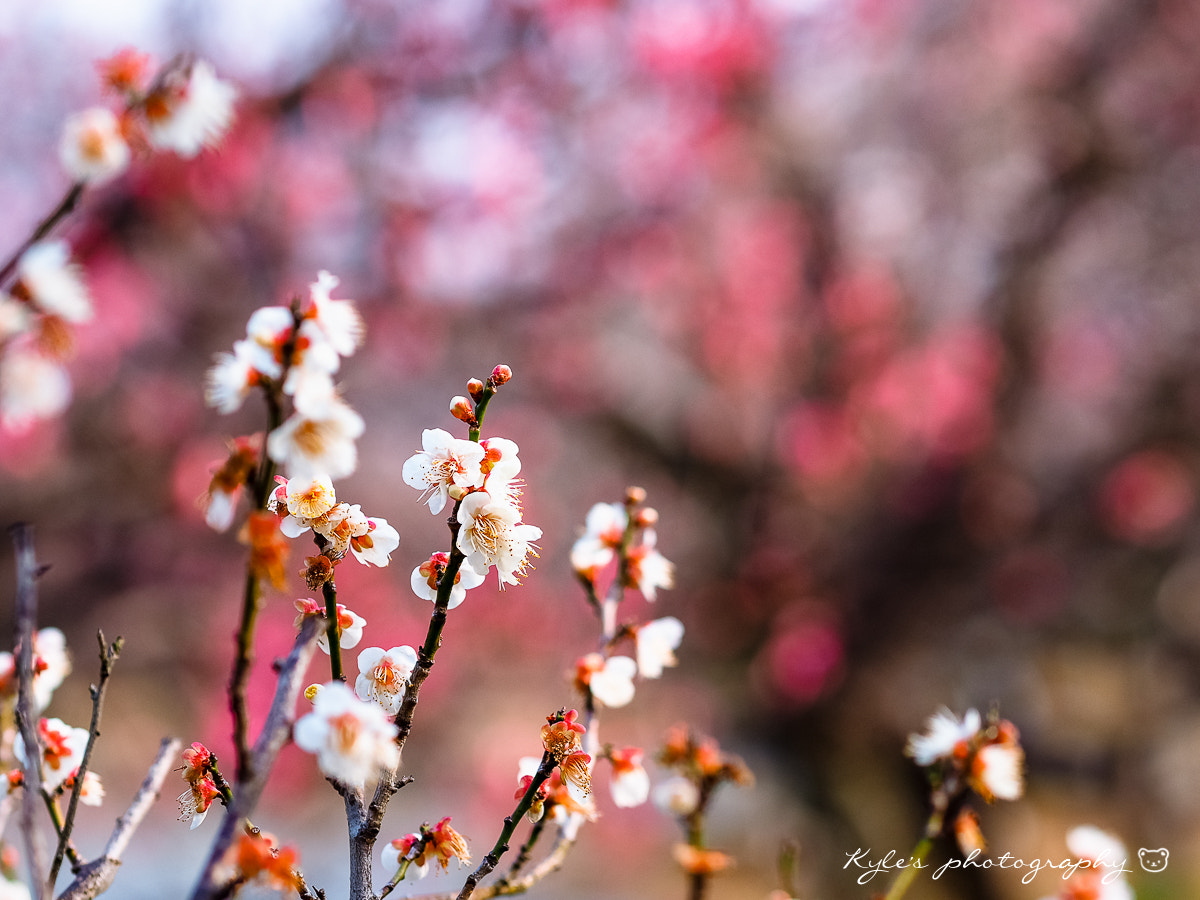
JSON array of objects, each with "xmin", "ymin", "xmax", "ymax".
[
  {"xmin": 0, "ymin": 184, "xmax": 84, "ymax": 287},
  {"xmin": 55, "ymin": 737, "xmax": 183, "ymax": 900},
  {"xmin": 12, "ymin": 523, "xmax": 50, "ymax": 900},
  {"xmin": 49, "ymin": 632, "xmax": 122, "ymax": 886},
  {"xmin": 456, "ymin": 752, "xmax": 555, "ymax": 900},
  {"xmin": 190, "ymin": 616, "xmax": 324, "ymax": 900}
]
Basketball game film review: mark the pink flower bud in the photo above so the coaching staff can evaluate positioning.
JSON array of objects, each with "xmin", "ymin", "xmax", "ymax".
[
  {"xmin": 624, "ymin": 486, "xmax": 647, "ymax": 506},
  {"xmin": 449, "ymin": 396, "xmax": 477, "ymax": 425},
  {"xmin": 489, "ymin": 364, "xmax": 512, "ymax": 386},
  {"xmin": 467, "ymin": 378, "xmax": 485, "ymax": 401},
  {"xmin": 635, "ymin": 507, "xmax": 659, "ymax": 528}
]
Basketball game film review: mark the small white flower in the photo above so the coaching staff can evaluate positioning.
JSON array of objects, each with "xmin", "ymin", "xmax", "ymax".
[
  {"xmin": 588, "ymin": 656, "xmax": 637, "ymax": 709},
  {"xmin": 15, "ymin": 718, "xmax": 89, "ymax": 789},
  {"xmin": 410, "ymin": 552, "xmax": 486, "ymax": 609},
  {"xmin": 306, "ymin": 270, "xmax": 364, "ymax": 358},
  {"xmin": 350, "ymin": 516, "xmax": 400, "ymax": 567},
  {"xmin": 0, "ymin": 294, "xmax": 31, "ymax": 340},
  {"xmin": 293, "ymin": 681, "xmax": 400, "ymax": 786},
  {"xmin": 1, "ymin": 344, "xmax": 71, "ymax": 432},
  {"xmin": 243, "ymin": 305, "xmax": 293, "ymax": 379},
  {"xmin": 381, "ymin": 835, "xmax": 429, "ymax": 882},
  {"xmin": 268, "ymin": 397, "xmax": 364, "ymax": 480},
  {"xmin": 652, "ymin": 775, "xmax": 699, "ymax": 817},
  {"xmin": 905, "ymin": 707, "xmax": 981, "ymax": 766},
  {"xmin": 145, "ymin": 59, "xmax": 236, "ymax": 157},
  {"xmin": 204, "ymin": 340, "xmax": 260, "ymax": 413},
  {"xmin": 609, "ymin": 749, "xmax": 650, "ymax": 809},
  {"xmin": 973, "ymin": 742, "xmax": 1024, "ymax": 801},
  {"xmin": 627, "ymin": 528, "xmax": 674, "ymax": 601},
  {"xmin": 355, "ymin": 646, "xmax": 418, "ymax": 715},
  {"xmin": 635, "ymin": 617, "xmax": 684, "ymax": 678},
  {"xmin": 570, "ymin": 502, "xmax": 627, "ymax": 576},
  {"xmin": 16, "ymin": 242, "xmax": 92, "ymax": 323},
  {"xmin": 456, "ymin": 491, "xmax": 541, "ymax": 587},
  {"xmin": 59, "ymin": 107, "xmax": 130, "ymax": 185},
  {"xmin": 402, "ymin": 429, "xmax": 486, "ymax": 515},
  {"xmin": 284, "ymin": 474, "xmax": 338, "ymax": 519}
]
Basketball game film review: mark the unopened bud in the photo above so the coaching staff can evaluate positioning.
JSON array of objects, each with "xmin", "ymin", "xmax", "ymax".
[
  {"xmin": 624, "ymin": 486, "xmax": 647, "ymax": 506},
  {"xmin": 489, "ymin": 364, "xmax": 512, "ymax": 387},
  {"xmin": 635, "ymin": 507, "xmax": 659, "ymax": 528},
  {"xmin": 304, "ymin": 684, "xmax": 322, "ymax": 702},
  {"xmin": 467, "ymin": 378, "xmax": 485, "ymax": 401},
  {"xmin": 449, "ymin": 396, "xmax": 477, "ymax": 426},
  {"xmin": 448, "ymin": 483, "xmax": 467, "ymax": 501}
]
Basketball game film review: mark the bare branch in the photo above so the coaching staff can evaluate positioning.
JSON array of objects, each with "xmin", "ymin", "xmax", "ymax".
[
  {"xmin": 54, "ymin": 736, "xmax": 183, "ymax": 900},
  {"xmin": 49, "ymin": 633, "xmax": 122, "ymax": 885},
  {"xmin": 190, "ymin": 616, "xmax": 324, "ymax": 900},
  {"xmin": 12, "ymin": 522, "xmax": 50, "ymax": 900}
]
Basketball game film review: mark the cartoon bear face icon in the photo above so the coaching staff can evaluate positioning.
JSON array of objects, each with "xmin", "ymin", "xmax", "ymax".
[{"xmin": 1138, "ymin": 848, "xmax": 1169, "ymax": 872}]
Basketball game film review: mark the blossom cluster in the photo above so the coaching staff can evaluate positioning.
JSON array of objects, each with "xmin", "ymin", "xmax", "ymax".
[
  {"xmin": 905, "ymin": 706, "xmax": 1025, "ymax": 803},
  {"xmin": 0, "ymin": 627, "xmax": 105, "ymax": 880},
  {"xmin": 0, "ymin": 52, "xmax": 235, "ymax": 434},
  {"xmin": 60, "ymin": 49, "xmax": 236, "ymax": 186},
  {"xmin": 402, "ymin": 370, "xmax": 541, "ymax": 595},
  {"xmin": 653, "ymin": 725, "xmax": 754, "ymax": 878},
  {"xmin": 1039, "ymin": 826, "xmax": 1133, "ymax": 900}
]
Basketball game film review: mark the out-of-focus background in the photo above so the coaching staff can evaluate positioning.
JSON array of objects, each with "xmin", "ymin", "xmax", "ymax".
[{"xmin": 3, "ymin": 0, "xmax": 1200, "ymax": 897}]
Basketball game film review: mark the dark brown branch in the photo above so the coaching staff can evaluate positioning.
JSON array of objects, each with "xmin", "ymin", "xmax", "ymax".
[
  {"xmin": 0, "ymin": 184, "xmax": 85, "ymax": 288},
  {"xmin": 49, "ymin": 633, "xmax": 122, "ymax": 886},
  {"xmin": 55, "ymin": 737, "xmax": 182, "ymax": 900},
  {"xmin": 190, "ymin": 616, "xmax": 324, "ymax": 900},
  {"xmin": 12, "ymin": 523, "xmax": 50, "ymax": 900}
]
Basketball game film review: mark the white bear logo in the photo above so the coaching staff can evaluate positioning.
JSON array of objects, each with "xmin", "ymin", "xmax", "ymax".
[{"xmin": 1138, "ymin": 848, "xmax": 1168, "ymax": 872}]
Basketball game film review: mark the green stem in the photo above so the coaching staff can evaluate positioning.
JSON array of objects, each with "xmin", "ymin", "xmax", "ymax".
[
  {"xmin": 322, "ymin": 577, "xmax": 344, "ymax": 682},
  {"xmin": 457, "ymin": 752, "xmax": 555, "ymax": 900},
  {"xmin": 882, "ymin": 806, "xmax": 944, "ymax": 900}
]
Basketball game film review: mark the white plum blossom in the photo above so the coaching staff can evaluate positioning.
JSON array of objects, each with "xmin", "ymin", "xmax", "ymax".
[
  {"xmin": 59, "ymin": 107, "xmax": 130, "ymax": 185},
  {"xmin": 294, "ymin": 681, "xmax": 400, "ymax": 786},
  {"xmin": 281, "ymin": 474, "xmax": 338, "ymax": 519},
  {"xmin": 349, "ymin": 515, "xmax": 400, "ymax": 567},
  {"xmin": 204, "ymin": 340, "xmax": 261, "ymax": 414},
  {"xmin": 294, "ymin": 599, "xmax": 366, "ymax": 654},
  {"xmin": 0, "ymin": 294, "xmax": 31, "ymax": 340},
  {"xmin": 355, "ymin": 645, "xmax": 418, "ymax": 715},
  {"xmin": 16, "ymin": 242, "xmax": 92, "ymax": 323},
  {"xmin": 456, "ymin": 490, "xmax": 541, "ymax": 587},
  {"xmin": 905, "ymin": 707, "xmax": 981, "ymax": 766},
  {"xmin": 652, "ymin": 775, "xmax": 699, "ymax": 817},
  {"xmin": 626, "ymin": 528, "xmax": 674, "ymax": 601},
  {"xmin": 0, "ymin": 627, "xmax": 72, "ymax": 711},
  {"xmin": 243, "ymin": 305, "xmax": 292, "ymax": 379},
  {"xmin": 410, "ymin": 552, "xmax": 486, "ymax": 609},
  {"xmin": 145, "ymin": 60, "xmax": 236, "ymax": 157},
  {"xmin": 267, "ymin": 397, "xmax": 364, "ymax": 480},
  {"xmin": 402, "ymin": 428, "xmax": 486, "ymax": 514},
  {"xmin": 1036, "ymin": 827, "xmax": 1134, "ymax": 900},
  {"xmin": 634, "ymin": 616, "xmax": 684, "ymax": 678},
  {"xmin": 609, "ymin": 748, "xmax": 650, "ymax": 808},
  {"xmin": 381, "ymin": 835, "xmax": 430, "ymax": 882},
  {"xmin": 0, "ymin": 344, "xmax": 72, "ymax": 432},
  {"xmin": 0, "ymin": 876, "xmax": 31, "ymax": 900},
  {"xmin": 587, "ymin": 655, "xmax": 637, "ymax": 709},
  {"xmin": 570, "ymin": 502, "xmax": 627, "ymax": 577},
  {"xmin": 15, "ymin": 718, "xmax": 89, "ymax": 789},
  {"xmin": 973, "ymin": 741, "xmax": 1024, "ymax": 801},
  {"xmin": 305, "ymin": 270, "xmax": 364, "ymax": 358}
]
